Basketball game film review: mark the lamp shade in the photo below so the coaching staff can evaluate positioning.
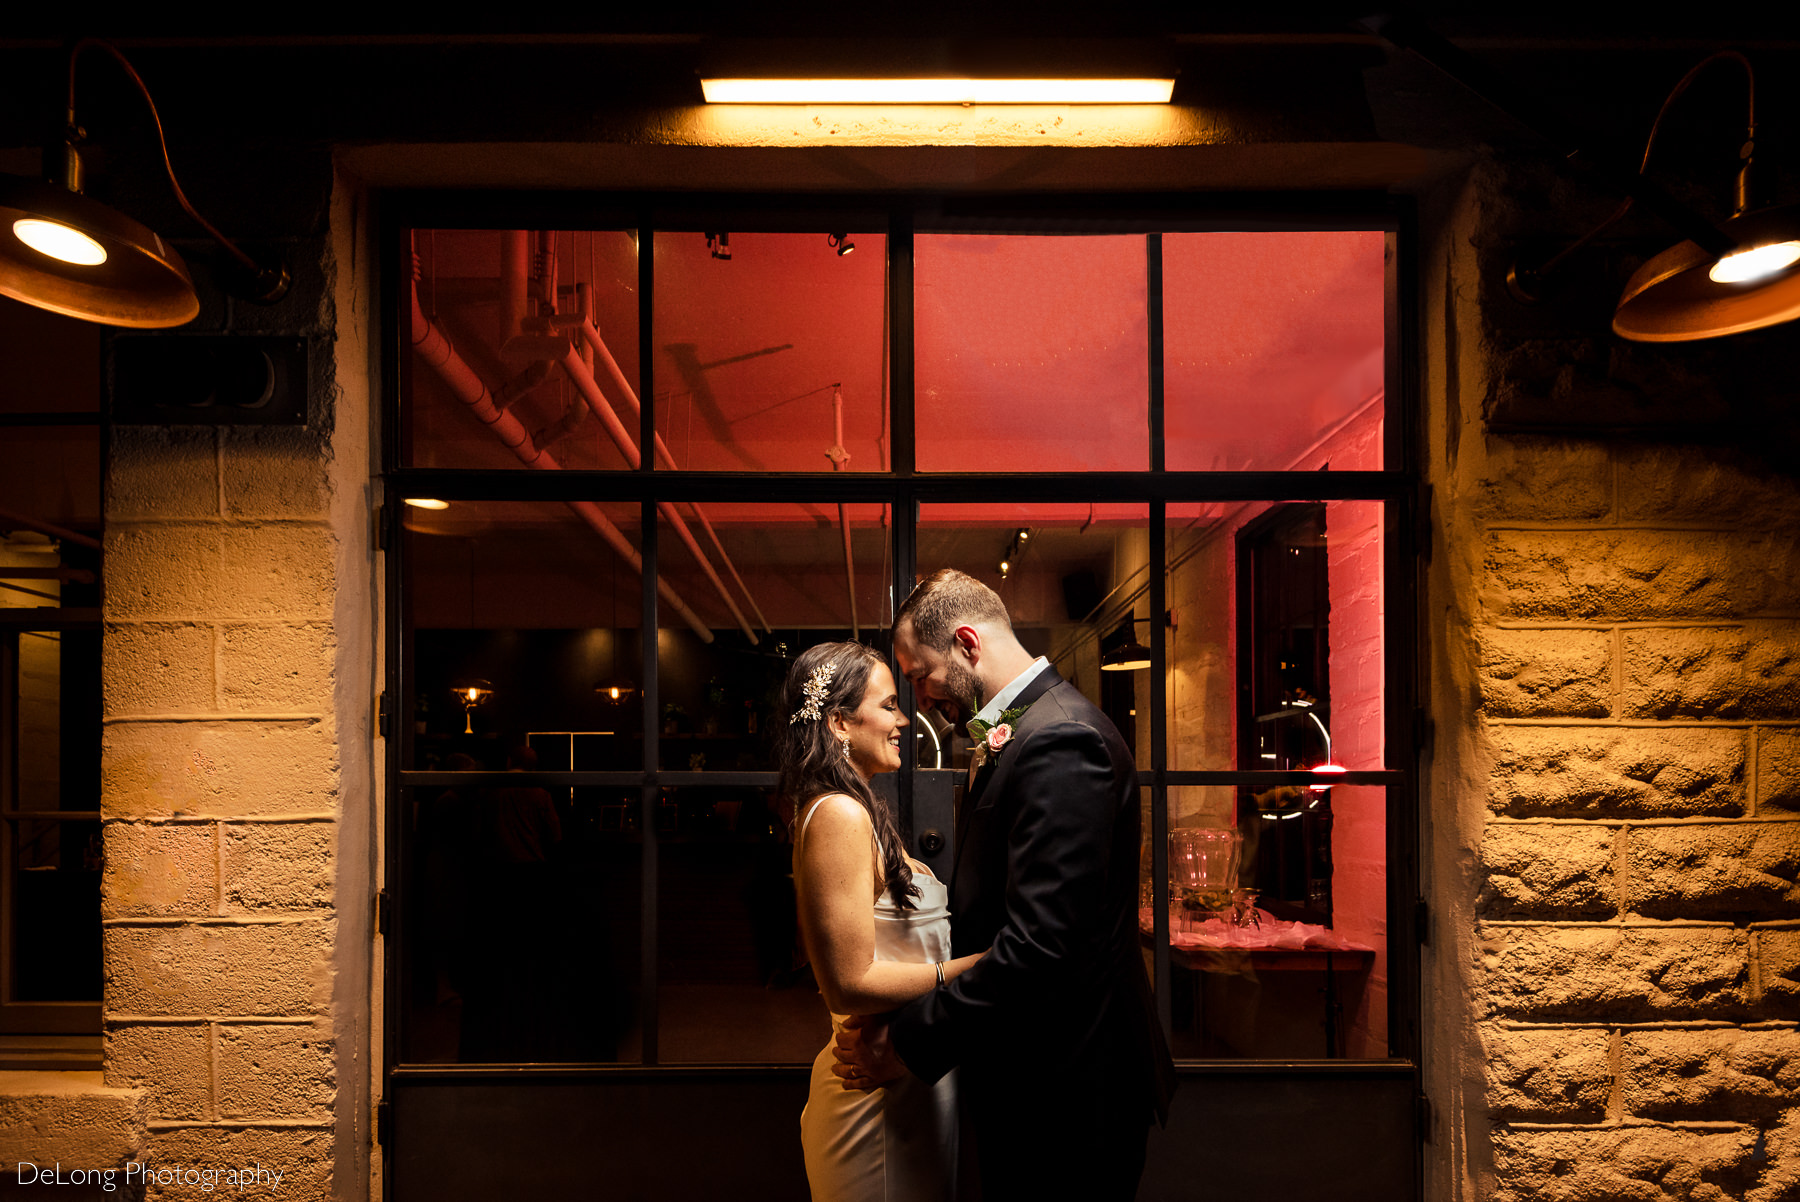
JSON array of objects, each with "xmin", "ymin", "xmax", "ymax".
[
  {"xmin": 0, "ymin": 173, "xmax": 198, "ymax": 328},
  {"xmin": 1613, "ymin": 205, "xmax": 1800, "ymax": 342},
  {"xmin": 1100, "ymin": 639, "xmax": 1152, "ymax": 672}
]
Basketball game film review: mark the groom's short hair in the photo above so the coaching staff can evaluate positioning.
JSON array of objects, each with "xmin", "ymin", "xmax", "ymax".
[{"xmin": 896, "ymin": 568, "xmax": 1012, "ymax": 650}]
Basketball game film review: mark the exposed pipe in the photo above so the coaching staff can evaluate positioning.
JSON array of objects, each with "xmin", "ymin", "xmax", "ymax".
[
  {"xmin": 575, "ymin": 318, "xmax": 773, "ymax": 634},
  {"xmin": 557, "ymin": 348, "xmax": 759, "ymax": 643},
  {"xmin": 0, "ymin": 507, "xmax": 102, "ymax": 551},
  {"xmin": 408, "ymin": 269, "xmax": 714, "ymax": 642},
  {"xmin": 828, "ymin": 385, "xmax": 858, "ymax": 640}
]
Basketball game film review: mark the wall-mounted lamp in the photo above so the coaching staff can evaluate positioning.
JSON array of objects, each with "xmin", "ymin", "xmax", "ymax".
[
  {"xmin": 827, "ymin": 232, "xmax": 855, "ymax": 257},
  {"xmin": 595, "ymin": 678, "xmax": 637, "ymax": 705},
  {"xmin": 404, "ymin": 498, "xmax": 449, "ymax": 510},
  {"xmin": 1365, "ymin": 17, "xmax": 1800, "ymax": 343},
  {"xmin": 452, "ymin": 680, "xmax": 494, "ymax": 734},
  {"xmin": 706, "ymin": 232, "xmax": 732, "ymax": 261},
  {"xmin": 0, "ymin": 40, "xmax": 289, "ymax": 328}
]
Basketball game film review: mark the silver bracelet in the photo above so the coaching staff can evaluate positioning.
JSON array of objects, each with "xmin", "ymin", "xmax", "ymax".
[{"xmin": 934, "ymin": 961, "xmax": 945, "ymax": 988}]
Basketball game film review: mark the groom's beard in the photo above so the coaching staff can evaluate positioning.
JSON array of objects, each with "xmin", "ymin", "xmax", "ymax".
[{"xmin": 941, "ymin": 658, "xmax": 983, "ymax": 737}]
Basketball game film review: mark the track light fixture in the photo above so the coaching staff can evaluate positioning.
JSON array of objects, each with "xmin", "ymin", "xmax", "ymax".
[
  {"xmin": 706, "ymin": 232, "xmax": 732, "ymax": 261},
  {"xmin": 996, "ymin": 527, "xmax": 1033, "ymax": 579},
  {"xmin": 0, "ymin": 39, "xmax": 289, "ymax": 328},
  {"xmin": 827, "ymin": 232, "xmax": 855, "ymax": 256}
]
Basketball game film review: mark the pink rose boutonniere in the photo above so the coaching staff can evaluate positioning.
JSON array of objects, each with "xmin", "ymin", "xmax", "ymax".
[{"xmin": 966, "ymin": 705, "xmax": 1028, "ymax": 764}]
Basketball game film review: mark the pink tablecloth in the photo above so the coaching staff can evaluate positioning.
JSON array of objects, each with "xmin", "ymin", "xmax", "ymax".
[{"xmin": 1140, "ymin": 907, "xmax": 1374, "ymax": 953}]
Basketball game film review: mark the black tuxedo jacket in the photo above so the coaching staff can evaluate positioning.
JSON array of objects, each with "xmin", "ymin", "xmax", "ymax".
[{"xmin": 890, "ymin": 666, "xmax": 1176, "ymax": 1125}]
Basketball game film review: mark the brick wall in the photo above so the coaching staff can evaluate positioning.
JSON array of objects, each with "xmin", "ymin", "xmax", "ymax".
[{"xmin": 1430, "ymin": 157, "xmax": 1800, "ymax": 1200}]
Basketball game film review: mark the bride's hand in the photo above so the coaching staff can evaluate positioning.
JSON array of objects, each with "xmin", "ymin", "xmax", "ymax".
[{"xmin": 832, "ymin": 1016, "xmax": 906, "ymax": 1092}]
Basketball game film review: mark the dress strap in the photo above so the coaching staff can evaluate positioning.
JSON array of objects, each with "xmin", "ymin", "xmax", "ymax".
[{"xmin": 796, "ymin": 795, "xmax": 880, "ymax": 863}]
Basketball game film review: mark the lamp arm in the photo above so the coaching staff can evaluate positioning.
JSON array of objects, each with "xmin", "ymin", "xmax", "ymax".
[
  {"xmin": 66, "ymin": 39, "xmax": 289, "ymax": 302},
  {"xmin": 1361, "ymin": 12, "xmax": 1736, "ymax": 259}
]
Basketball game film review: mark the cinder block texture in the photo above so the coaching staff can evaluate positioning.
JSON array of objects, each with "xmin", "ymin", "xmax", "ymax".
[
  {"xmin": 223, "ymin": 825, "xmax": 333, "ymax": 912},
  {"xmin": 1625, "ymin": 1028, "xmax": 1800, "ymax": 1122},
  {"xmin": 1760, "ymin": 931, "xmax": 1800, "ymax": 1017},
  {"xmin": 1478, "ymin": 824, "xmax": 1617, "ymax": 918},
  {"xmin": 1471, "ymin": 438, "xmax": 1612, "ymax": 522},
  {"xmin": 106, "ymin": 524, "xmax": 335, "ymax": 621},
  {"xmin": 141, "ymin": 1125, "xmax": 331, "ymax": 1201},
  {"xmin": 1618, "ymin": 445, "xmax": 1800, "ymax": 526},
  {"xmin": 0, "ymin": 1071, "xmax": 147, "ymax": 1174},
  {"xmin": 1628, "ymin": 824, "xmax": 1800, "ymax": 919},
  {"xmin": 220, "ymin": 427, "xmax": 329, "ymax": 518},
  {"xmin": 1488, "ymin": 726, "xmax": 1746, "ymax": 819},
  {"xmin": 1479, "ymin": 628, "xmax": 1613, "ymax": 718},
  {"xmin": 104, "ymin": 1024, "xmax": 210, "ymax": 1121},
  {"xmin": 1624, "ymin": 625, "xmax": 1800, "ymax": 720},
  {"xmin": 104, "ymin": 922, "xmax": 332, "ymax": 1017},
  {"xmin": 1482, "ymin": 1025, "xmax": 1612, "ymax": 1121},
  {"xmin": 1763, "ymin": 730, "xmax": 1800, "ymax": 814},
  {"xmin": 1483, "ymin": 529, "xmax": 1800, "ymax": 621},
  {"xmin": 103, "ymin": 720, "xmax": 338, "ymax": 818},
  {"xmin": 103, "ymin": 823, "xmax": 217, "ymax": 918},
  {"xmin": 107, "ymin": 427, "xmax": 217, "ymax": 520},
  {"xmin": 219, "ymin": 623, "xmax": 334, "ymax": 712},
  {"xmin": 103, "ymin": 623, "xmax": 215, "ymax": 716},
  {"xmin": 1479, "ymin": 926, "xmax": 1749, "ymax": 1021},
  {"xmin": 1491, "ymin": 1125, "xmax": 1759, "ymax": 1202},
  {"xmin": 216, "ymin": 1024, "xmax": 334, "ymax": 1119}
]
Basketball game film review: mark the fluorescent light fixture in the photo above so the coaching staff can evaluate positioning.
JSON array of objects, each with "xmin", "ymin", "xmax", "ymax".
[{"xmin": 700, "ymin": 78, "xmax": 1175, "ymax": 104}]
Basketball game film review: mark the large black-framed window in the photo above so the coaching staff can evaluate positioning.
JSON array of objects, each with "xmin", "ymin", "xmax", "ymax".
[{"xmin": 382, "ymin": 195, "xmax": 1420, "ymax": 1078}]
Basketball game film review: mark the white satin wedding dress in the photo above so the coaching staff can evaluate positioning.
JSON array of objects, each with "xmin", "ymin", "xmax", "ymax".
[{"xmin": 797, "ymin": 796, "xmax": 960, "ymax": 1202}]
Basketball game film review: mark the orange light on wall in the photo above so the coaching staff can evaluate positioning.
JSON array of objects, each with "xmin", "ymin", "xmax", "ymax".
[{"xmin": 699, "ymin": 78, "xmax": 1174, "ymax": 104}]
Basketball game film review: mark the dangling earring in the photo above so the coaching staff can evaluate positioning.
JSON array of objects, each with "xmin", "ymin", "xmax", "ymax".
[{"xmin": 839, "ymin": 735, "xmax": 853, "ymax": 761}]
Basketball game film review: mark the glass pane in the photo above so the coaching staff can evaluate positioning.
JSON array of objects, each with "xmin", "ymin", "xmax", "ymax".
[
  {"xmin": 916, "ymin": 502, "xmax": 1151, "ymax": 768},
  {"xmin": 915, "ymin": 235, "xmax": 1148, "ymax": 472},
  {"xmin": 1158, "ymin": 785, "xmax": 1387, "ymax": 1059},
  {"xmin": 402, "ymin": 498, "xmax": 645, "ymax": 770},
  {"xmin": 398, "ymin": 786, "xmax": 640, "ymax": 1063},
  {"xmin": 652, "ymin": 231, "xmax": 889, "ymax": 472},
  {"xmin": 0, "ymin": 428, "xmax": 100, "ymax": 532},
  {"xmin": 4, "ymin": 622, "xmax": 101, "ymax": 1004},
  {"xmin": 657, "ymin": 788, "xmax": 828, "ymax": 1063},
  {"xmin": 1168, "ymin": 500, "xmax": 1386, "ymax": 772},
  {"xmin": 402, "ymin": 228, "xmax": 640, "ymax": 470},
  {"xmin": 1164, "ymin": 231, "xmax": 1386, "ymax": 472},
  {"xmin": 655, "ymin": 502, "xmax": 891, "ymax": 771}
]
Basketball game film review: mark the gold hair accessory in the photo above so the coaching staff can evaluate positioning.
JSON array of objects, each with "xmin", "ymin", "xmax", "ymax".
[{"xmin": 790, "ymin": 661, "xmax": 837, "ymax": 724}]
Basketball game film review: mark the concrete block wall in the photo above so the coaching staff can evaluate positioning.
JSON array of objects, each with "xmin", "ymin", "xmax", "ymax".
[
  {"xmin": 100, "ymin": 419, "xmax": 342, "ymax": 1193},
  {"xmin": 1435, "ymin": 156, "xmax": 1800, "ymax": 1201},
  {"xmin": 89, "ymin": 162, "xmax": 372, "ymax": 1198}
]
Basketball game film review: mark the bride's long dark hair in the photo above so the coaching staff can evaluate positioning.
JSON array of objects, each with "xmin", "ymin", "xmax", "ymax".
[{"xmin": 777, "ymin": 642, "xmax": 919, "ymax": 911}]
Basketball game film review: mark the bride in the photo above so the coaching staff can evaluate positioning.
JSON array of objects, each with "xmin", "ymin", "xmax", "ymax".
[{"xmin": 779, "ymin": 642, "xmax": 983, "ymax": 1201}]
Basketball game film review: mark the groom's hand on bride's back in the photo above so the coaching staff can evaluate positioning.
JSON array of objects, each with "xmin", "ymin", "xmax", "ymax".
[{"xmin": 832, "ymin": 1015, "xmax": 907, "ymax": 1092}]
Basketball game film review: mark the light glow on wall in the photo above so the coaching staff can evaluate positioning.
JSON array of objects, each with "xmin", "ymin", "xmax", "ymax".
[{"xmin": 700, "ymin": 78, "xmax": 1175, "ymax": 105}]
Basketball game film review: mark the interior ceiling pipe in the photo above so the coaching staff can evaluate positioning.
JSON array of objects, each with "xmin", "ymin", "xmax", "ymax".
[
  {"xmin": 557, "ymin": 347, "xmax": 759, "ymax": 643},
  {"xmin": 499, "ymin": 231, "xmax": 529, "ymax": 355},
  {"xmin": 408, "ymin": 272, "xmax": 713, "ymax": 642},
  {"xmin": 827, "ymin": 385, "xmax": 858, "ymax": 641},
  {"xmin": 0, "ymin": 506, "xmax": 102, "ymax": 551},
  {"xmin": 576, "ymin": 317, "xmax": 773, "ymax": 635}
]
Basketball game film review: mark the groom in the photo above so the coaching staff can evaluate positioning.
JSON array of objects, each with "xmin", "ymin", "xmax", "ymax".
[{"xmin": 836, "ymin": 569, "xmax": 1176, "ymax": 1200}]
